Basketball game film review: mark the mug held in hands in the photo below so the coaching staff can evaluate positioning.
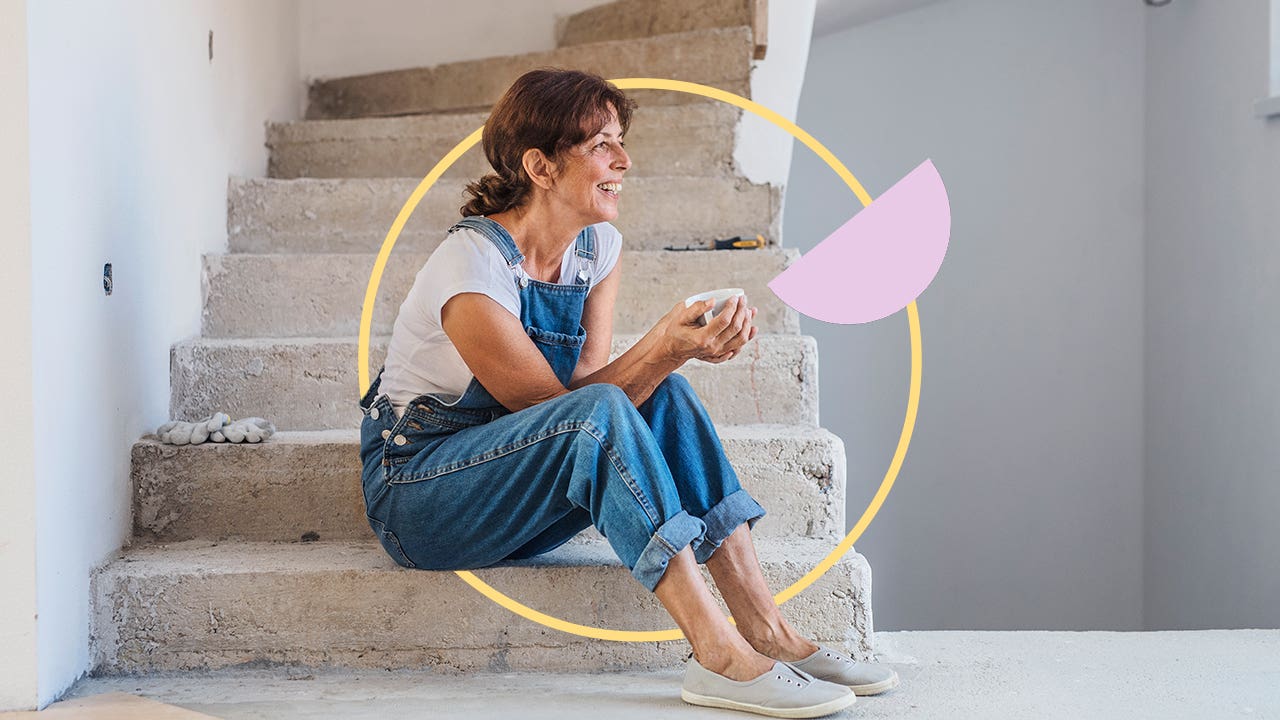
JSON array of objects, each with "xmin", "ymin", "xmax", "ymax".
[{"xmin": 684, "ymin": 288, "xmax": 746, "ymax": 327}]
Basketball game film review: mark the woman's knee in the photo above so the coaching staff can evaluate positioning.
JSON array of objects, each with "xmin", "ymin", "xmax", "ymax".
[
  {"xmin": 662, "ymin": 373, "xmax": 693, "ymax": 392},
  {"xmin": 652, "ymin": 373, "xmax": 694, "ymax": 400},
  {"xmin": 563, "ymin": 383, "xmax": 635, "ymax": 421},
  {"xmin": 643, "ymin": 374, "xmax": 704, "ymax": 416},
  {"xmin": 568, "ymin": 382, "xmax": 629, "ymax": 404}
]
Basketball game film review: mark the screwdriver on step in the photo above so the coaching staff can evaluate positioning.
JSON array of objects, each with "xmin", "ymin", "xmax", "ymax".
[{"xmin": 663, "ymin": 234, "xmax": 767, "ymax": 251}]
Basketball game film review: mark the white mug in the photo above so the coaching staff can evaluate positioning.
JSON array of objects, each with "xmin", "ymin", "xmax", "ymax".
[{"xmin": 684, "ymin": 288, "xmax": 746, "ymax": 327}]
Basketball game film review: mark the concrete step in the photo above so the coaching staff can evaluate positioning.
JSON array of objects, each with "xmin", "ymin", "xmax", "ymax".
[
  {"xmin": 227, "ymin": 176, "xmax": 780, "ymax": 255},
  {"xmin": 201, "ymin": 249, "xmax": 799, "ymax": 339},
  {"xmin": 306, "ymin": 27, "xmax": 753, "ymax": 120},
  {"xmin": 170, "ymin": 334, "xmax": 818, "ymax": 431},
  {"xmin": 90, "ymin": 537, "xmax": 873, "ymax": 673},
  {"xmin": 131, "ymin": 425, "xmax": 845, "ymax": 544},
  {"xmin": 559, "ymin": 0, "xmax": 759, "ymax": 52},
  {"xmin": 268, "ymin": 103, "xmax": 740, "ymax": 180}
]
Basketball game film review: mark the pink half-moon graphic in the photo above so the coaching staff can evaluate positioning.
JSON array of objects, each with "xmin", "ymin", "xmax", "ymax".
[{"xmin": 768, "ymin": 159, "xmax": 951, "ymax": 324}]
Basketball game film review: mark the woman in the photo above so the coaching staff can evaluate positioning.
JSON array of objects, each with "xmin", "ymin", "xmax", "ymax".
[{"xmin": 358, "ymin": 68, "xmax": 897, "ymax": 717}]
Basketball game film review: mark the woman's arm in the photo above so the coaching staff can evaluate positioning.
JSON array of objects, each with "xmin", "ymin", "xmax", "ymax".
[
  {"xmin": 442, "ymin": 280, "xmax": 757, "ymax": 413},
  {"xmin": 565, "ymin": 256, "xmax": 752, "ymax": 404},
  {"xmin": 441, "ymin": 293, "xmax": 568, "ymax": 411},
  {"xmin": 568, "ymin": 295, "xmax": 756, "ymax": 407},
  {"xmin": 442, "ymin": 245, "xmax": 757, "ymax": 412}
]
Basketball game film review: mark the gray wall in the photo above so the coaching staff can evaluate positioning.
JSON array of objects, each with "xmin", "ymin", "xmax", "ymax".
[
  {"xmin": 1144, "ymin": 1, "xmax": 1280, "ymax": 630},
  {"xmin": 785, "ymin": 0, "xmax": 1147, "ymax": 630}
]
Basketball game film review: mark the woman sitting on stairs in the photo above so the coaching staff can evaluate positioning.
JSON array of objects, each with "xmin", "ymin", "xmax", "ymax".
[{"xmin": 357, "ymin": 68, "xmax": 897, "ymax": 718}]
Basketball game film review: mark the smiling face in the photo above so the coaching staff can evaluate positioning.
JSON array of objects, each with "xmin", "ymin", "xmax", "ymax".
[{"xmin": 547, "ymin": 110, "xmax": 631, "ymax": 226}]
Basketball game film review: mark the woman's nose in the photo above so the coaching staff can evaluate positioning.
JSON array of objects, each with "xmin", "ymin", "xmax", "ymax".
[{"xmin": 614, "ymin": 146, "xmax": 631, "ymax": 172}]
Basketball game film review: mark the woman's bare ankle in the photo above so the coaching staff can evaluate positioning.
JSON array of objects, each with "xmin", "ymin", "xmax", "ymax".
[
  {"xmin": 694, "ymin": 644, "xmax": 777, "ymax": 682},
  {"xmin": 742, "ymin": 623, "xmax": 820, "ymax": 663}
]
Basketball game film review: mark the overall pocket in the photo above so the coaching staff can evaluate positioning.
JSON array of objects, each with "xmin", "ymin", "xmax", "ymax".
[{"xmin": 526, "ymin": 325, "xmax": 586, "ymax": 349}]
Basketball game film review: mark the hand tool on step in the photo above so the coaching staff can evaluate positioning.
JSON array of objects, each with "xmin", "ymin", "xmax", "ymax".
[{"xmin": 663, "ymin": 234, "xmax": 767, "ymax": 252}]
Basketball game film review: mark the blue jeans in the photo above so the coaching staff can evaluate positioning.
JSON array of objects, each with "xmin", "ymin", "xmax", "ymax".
[{"xmin": 359, "ymin": 374, "xmax": 767, "ymax": 592}]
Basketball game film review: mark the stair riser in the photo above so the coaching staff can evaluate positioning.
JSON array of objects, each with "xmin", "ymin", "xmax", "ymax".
[
  {"xmin": 170, "ymin": 336, "xmax": 818, "ymax": 431},
  {"xmin": 306, "ymin": 28, "xmax": 753, "ymax": 119},
  {"xmin": 201, "ymin": 250, "xmax": 799, "ymax": 338},
  {"xmin": 559, "ymin": 0, "xmax": 755, "ymax": 49},
  {"xmin": 228, "ymin": 177, "xmax": 781, "ymax": 254},
  {"xmin": 90, "ymin": 545, "xmax": 872, "ymax": 673},
  {"xmin": 131, "ymin": 430, "xmax": 845, "ymax": 543},
  {"xmin": 268, "ymin": 104, "xmax": 739, "ymax": 180}
]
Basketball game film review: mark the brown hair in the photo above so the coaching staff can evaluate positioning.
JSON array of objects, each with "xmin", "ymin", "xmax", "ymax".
[{"xmin": 460, "ymin": 68, "xmax": 636, "ymax": 217}]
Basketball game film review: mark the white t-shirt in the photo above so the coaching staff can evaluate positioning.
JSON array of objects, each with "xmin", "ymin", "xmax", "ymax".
[{"xmin": 380, "ymin": 222, "xmax": 622, "ymax": 415}]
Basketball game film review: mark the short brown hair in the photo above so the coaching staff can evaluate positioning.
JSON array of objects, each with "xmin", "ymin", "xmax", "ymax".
[{"xmin": 460, "ymin": 68, "xmax": 636, "ymax": 217}]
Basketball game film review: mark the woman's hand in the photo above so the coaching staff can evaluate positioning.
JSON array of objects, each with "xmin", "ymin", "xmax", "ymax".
[{"xmin": 655, "ymin": 295, "xmax": 759, "ymax": 365}]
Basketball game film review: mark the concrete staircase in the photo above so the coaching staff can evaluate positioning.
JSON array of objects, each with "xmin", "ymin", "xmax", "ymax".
[{"xmin": 90, "ymin": 0, "xmax": 876, "ymax": 675}]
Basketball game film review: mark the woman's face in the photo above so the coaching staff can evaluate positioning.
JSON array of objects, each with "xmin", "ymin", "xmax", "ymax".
[{"xmin": 549, "ymin": 111, "xmax": 631, "ymax": 226}]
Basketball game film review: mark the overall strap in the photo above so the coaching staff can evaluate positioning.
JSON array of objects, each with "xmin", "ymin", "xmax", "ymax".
[
  {"xmin": 359, "ymin": 366, "xmax": 384, "ymax": 411},
  {"xmin": 450, "ymin": 216, "xmax": 524, "ymax": 268},
  {"xmin": 573, "ymin": 225, "xmax": 597, "ymax": 286}
]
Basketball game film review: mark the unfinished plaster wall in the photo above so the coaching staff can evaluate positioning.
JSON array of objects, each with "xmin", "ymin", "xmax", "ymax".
[
  {"xmin": 0, "ymin": 0, "xmax": 38, "ymax": 710},
  {"xmin": 26, "ymin": 1, "xmax": 301, "ymax": 705}
]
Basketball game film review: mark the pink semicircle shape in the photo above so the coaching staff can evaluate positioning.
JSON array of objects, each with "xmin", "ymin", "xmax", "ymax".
[{"xmin": 768, "ymin": 159, "xmax": 951, "ymax": 324}]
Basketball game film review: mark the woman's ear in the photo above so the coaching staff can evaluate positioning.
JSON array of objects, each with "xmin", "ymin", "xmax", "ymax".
[{"xmin": 522, "ymin": 148, "xmax": 557, "ymax": 190}]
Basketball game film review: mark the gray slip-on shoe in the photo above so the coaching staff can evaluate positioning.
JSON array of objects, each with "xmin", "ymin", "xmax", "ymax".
[
  {"xmin": 682, "ymin": 657, "xmax": 856, "ymax": 718},
  {"xmin": 785, "ymin": 646, "xmax": 901, "ymax": 696}
]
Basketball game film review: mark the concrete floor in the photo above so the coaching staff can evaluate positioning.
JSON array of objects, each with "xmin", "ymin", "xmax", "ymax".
[{"xmin": 66, "ymin": 631, "xmax": 1280, "ymax": 719}]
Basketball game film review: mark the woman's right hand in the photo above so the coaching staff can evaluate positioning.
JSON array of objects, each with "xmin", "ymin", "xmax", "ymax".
[{"xmin": 655, "ymin": 295, "xmax": 759, "ymax": 365}]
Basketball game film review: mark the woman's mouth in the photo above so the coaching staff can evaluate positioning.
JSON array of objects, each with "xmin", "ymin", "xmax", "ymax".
[{"xmin": 597, "ymin": 182, "xmax": 621, "ymax": 199}]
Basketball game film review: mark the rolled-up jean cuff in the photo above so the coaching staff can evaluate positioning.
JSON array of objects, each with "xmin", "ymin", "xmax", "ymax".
[
  {"xmin": 630, "ymin": 509, "xmax": 707, "ymax": 592},
  {"xmin": 692, "ymin": 488, "xmax": 768, "ymax": 564}
]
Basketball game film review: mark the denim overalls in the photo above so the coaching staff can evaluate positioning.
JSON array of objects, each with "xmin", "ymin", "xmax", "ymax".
[{"xmin": 358, "ymin": 216, "xmax": 766, "ymax": 592}]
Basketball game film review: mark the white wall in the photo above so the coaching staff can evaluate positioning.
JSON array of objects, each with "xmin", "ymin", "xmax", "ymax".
[
  {"xmin": 787, "ymin": 0, "xmax": 1146, "ymax": 630},
  {"xmin": 299, "ymin": 0, "xmax": 613, "ymax": 80},
  {"xmin": 26, "ymin": 0, "xmax": 301, "ymax": 705},
  {"xmin": 735, "ymin": 0, "xmax": 817, "ymax": 187},
  {"xmin": 0, "ymin": 0, "xmax": 38, "ymax": 711},
  {"xmin": 1144, "ymin": 0, "xmax": 1280, "ymax": 630}
]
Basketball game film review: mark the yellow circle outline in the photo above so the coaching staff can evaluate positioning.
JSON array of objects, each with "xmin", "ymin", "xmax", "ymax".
[{"xmin": 359, "ymin": 78, "xmax": 922, "ymax": 642}]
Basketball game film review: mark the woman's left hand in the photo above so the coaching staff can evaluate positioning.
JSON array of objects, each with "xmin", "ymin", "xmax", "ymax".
[
  {"xmin": 653, "ymin": 294, "xmax": 758, "ymax": 365},
  {"xmin": 700, "ymin": 298, "xmax": 758, "ymax": 364}
]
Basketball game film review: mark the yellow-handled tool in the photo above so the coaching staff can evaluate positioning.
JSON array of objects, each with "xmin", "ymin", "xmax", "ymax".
[{"xmin": 664, "ymin": 234, "xmax": 767, "ymax": 251}]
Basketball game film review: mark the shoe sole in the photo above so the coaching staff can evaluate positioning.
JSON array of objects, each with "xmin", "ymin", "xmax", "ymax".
[
  {"xmin": 852, "ymin": 671, "xmax": 901, "ymax": 696},
  {"xmin": 681, "ymin": 688, "xmax": 857, "ymax": 718}
]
